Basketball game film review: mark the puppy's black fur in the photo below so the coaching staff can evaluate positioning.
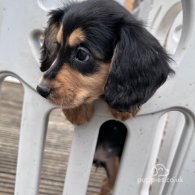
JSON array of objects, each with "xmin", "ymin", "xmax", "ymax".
[
  {"xmin": 40, "ymin": 0, "xmax": 174, "ymax": 114},
  {"xmin": 94, "ymin": 120, "xmax": 127, "ymax": 170}
]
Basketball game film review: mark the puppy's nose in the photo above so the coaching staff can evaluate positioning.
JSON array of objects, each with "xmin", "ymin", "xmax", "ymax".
[{"xmin": 36, "ymin": 84, "xmax": 51, "ymax": 98}]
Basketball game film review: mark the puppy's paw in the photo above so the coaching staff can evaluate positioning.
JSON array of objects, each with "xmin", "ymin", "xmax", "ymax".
[
  {"xmin": 63, "ymin": 104, "xmax": 94, "ymax": 125},
  {"xmin": 109, "ymin": 106, "xmax": 139, "ymax": 121}
]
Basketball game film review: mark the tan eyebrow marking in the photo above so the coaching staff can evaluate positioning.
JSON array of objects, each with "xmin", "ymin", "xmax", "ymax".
[
  {"xmin": 68, "ymin": 28, "xmax": 86, "ymax": 47},
  {"xmin": 56, "ymin": 25, "xmax": 63, "ymax": 44}
]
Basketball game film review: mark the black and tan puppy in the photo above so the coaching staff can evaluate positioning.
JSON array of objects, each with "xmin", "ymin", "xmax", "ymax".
[
  {"xmin": 36, "ymin": 1, "xmax": 174, "ymax": 194},
  {"xmin": 37, "ymin": 0, "xmax": 173, "ymax": 125}
]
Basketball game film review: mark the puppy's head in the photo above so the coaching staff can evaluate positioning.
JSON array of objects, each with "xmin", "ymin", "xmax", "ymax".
[{"xmin": 37, "ymin": 0, "xmax": 174, "ymax": 111}]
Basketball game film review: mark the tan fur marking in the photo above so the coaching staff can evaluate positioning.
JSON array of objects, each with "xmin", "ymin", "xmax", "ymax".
[
  {"xmin": 99, "ymin": 157, "xmax": 120, "ymax": 195},
  {"xmin": 63, "ymin": 104, "xmax": 94, "ymax": 125},
  {"xmin": 125, "ymin": 0, "xmax": 135, "ymax": 11},
  {"xmin": 48, "ymin": 63, "xmax": 110, "ymax": 109},
  {"xmin": 40, "ymin": 23, "xmax": 60, "ymax": 71},
  {"xmin": 68, "ymin": 28, "xmax": 85, "ymax": 46},
  {"xmin": 56, "ymin": 25, "xmax": 63, "ymax": 44},
  {"xmin": 109, "ymin": 106, "xmax": 140, "ymax": 121}
]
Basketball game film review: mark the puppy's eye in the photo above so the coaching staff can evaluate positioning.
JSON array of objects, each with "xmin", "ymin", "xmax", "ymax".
[{"xmin": 75, "ymin": 47, "xmax": 90, "ymax": 62}]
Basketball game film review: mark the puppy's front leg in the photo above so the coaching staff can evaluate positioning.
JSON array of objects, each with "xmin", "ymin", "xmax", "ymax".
[
  {"xmin": 109, "ymin": 106, "xmax": 140, "ymax": 121},
  {"xmin": 99, "ymin": 178, "xmax": 113, "ymax": 195},
  {"xmin": 99, "ymin": 157, "xmax": 119, "ymax": 195},
  {"xmin": 63, "ymin": 103, "xmax": 94, "ymax": 125}
]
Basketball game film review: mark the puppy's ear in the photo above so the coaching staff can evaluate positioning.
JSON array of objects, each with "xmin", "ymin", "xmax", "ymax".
[
  {"xmin": 104, "ymin": 18, "xmax": 174, "ymax": 113},
  {"xmin": 40, "ymin": 9, "xmax": 64, "ymax": 72}
]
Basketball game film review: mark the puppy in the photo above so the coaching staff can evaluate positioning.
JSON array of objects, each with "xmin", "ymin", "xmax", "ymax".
[
  {"xmin": 36, "ymin": 1, "xmax": 174, "ymax": 194},
  {"xmin": 94, "ymin": 120, "xmax": 127, "ymax": 195},
  {"xmin": 36, "ymin": 0, "xmax": 174, "ymax": 125}
]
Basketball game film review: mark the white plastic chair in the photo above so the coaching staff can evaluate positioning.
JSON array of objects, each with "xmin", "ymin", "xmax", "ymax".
[{"xmin": 0, "ymin": 0, "xmax": 194, "ymax": 195}]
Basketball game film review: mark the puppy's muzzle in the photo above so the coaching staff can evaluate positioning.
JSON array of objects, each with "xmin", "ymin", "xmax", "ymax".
[{"xmin": 36, "ymin": 84, "xmax": 51, "ymax": 98}]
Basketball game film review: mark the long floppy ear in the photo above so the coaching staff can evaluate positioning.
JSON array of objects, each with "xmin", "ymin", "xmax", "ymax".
[
  {"xmin": 40, "ymin": 9, "xmax": 64, "ymax": 72},
  {"xmin": 104, "ymin": 19, "xmax": 174, "ymax": 113}
]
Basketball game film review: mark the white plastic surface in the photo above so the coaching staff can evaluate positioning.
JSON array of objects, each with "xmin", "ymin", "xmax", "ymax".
[{"xmin": 0, "ymin": 0, "xmax": 195, "ymax": 195}]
